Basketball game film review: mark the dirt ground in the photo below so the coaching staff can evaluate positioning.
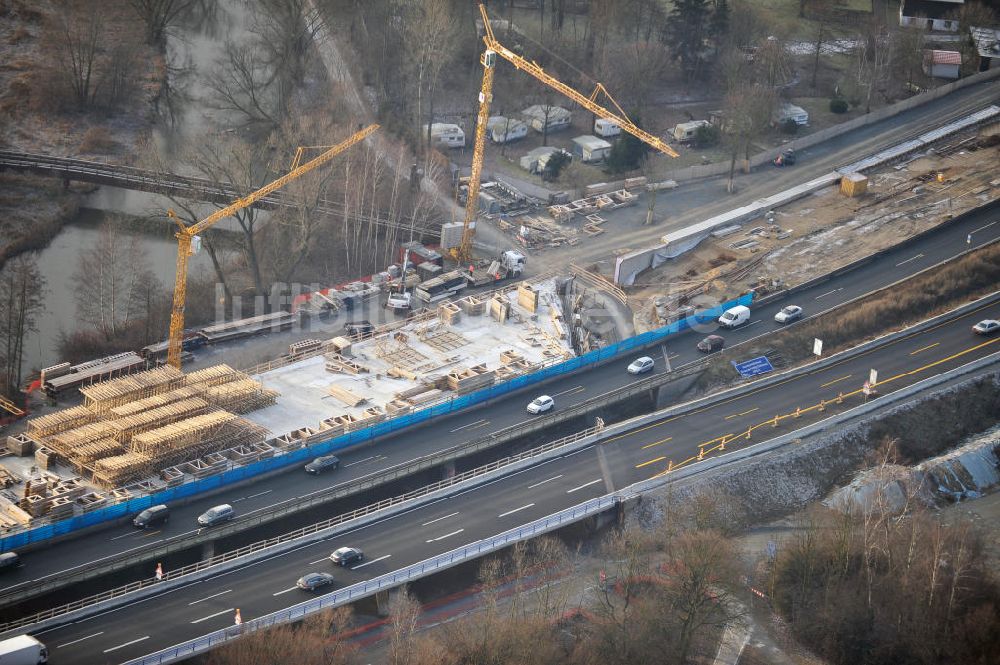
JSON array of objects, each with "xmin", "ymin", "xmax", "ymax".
[{"xmin": 627, "ymin": 127, "xmax": 1000, "ymax": 332}]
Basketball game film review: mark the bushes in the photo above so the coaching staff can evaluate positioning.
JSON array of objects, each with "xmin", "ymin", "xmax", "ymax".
[
  {"xmin": 829, "ymin": 98, "xmax": 849, "ymax": 114},
  {"xmin": 79, "ymin": 127, "xmax": 118, "ymax": 154},
  {"xmin": 694, "ymin": 124, "xmax": 721, "ymax": 148},
  {"xmin": 781, "ymin": 118, "xmax": 799, "ymax": 135}
]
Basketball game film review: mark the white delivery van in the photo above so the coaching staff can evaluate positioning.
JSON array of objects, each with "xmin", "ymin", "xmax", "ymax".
[
  {"xmin": 718, "ymin": 305, "xmax": 751, "ymax": 329},
  {"xmin": 0, "ymin": 635, "xmax": 48, "ymax": 664}
]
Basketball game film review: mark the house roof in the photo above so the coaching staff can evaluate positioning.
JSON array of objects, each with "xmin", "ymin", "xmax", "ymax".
[
  {"xmin": 901, "ymin": 0, "xmax": 964, "ymax": 20},
  {"xmin": 571, "ymin": 135, "xmax": 612, "ymax": 150},
  {"xmin": 924, "ymin": 49, "xmax": 962, "ymax": 65}
]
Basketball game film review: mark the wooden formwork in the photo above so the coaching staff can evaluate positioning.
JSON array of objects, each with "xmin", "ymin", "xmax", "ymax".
[
  {"xmin": 47, "ymin": 422, "xmax": 117, "ymax": 458},
  {"xmin": 375, "ymin": 336, "xmax": 430, "ymax": 370},
  {"xmin": 324, "ymin": 353, "xmax": 369, "ymax": 375},
  {"xmin": 107, "ymin": 386, "xmax": 202, "ymax": 419},
  {"xmin": 184, "ymin": 364, "xmax": 240, "ymax": 388},
  {"xmin": 457, "ymin": 293, "xmax": 487, "ymax": 316},
  {"xmin": 517, "ymin": 284, "xmax": 539, "ymax": 312},
  {"xmin": 27, "ymin": 405, "xmax": 95, "ymax": 438},
  {"xmin": 129, "ymin": 411, "xmax": 237, "ymax": 457},
  {"xmin": 81, "ymin": 366, "xmax": 185, "ymax": 414},
  {"xmin": 71, "ymin": 439, "xmax": 125, "ymax": 473},
  {"xmin": 105, "ymin": 398, "xmax": 211, "ymax": 443},
  {"xmin": 202, "ymin": 380, "xmax": 279, "ymax": 414},
  {"xmin": 344, "ymin": 406, "xmax": 385, "ymax": 432},
  {"xmin": 419, "ymin": 327, "xmax": 468, "ymax": 353},
  {"xmin": 446, "ymin": 364, "xmax": 496, "ymax": 394},
  {"xmin": 92, "ymin": 453, "xmax": 153, "ymax": 489},
  {"xmin": 490, "ymin": 297, "xmax": 510, "ymax": 323},
  {"xmin": 436, "ymin": 301, "xmax": 462, "ymax": 326},
  {"xmin": 328, "ymin": 385, "xmax": 366, "ymax": 407}
]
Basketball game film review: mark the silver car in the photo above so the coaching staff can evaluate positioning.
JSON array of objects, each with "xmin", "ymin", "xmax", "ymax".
[
  {"xmin": 627, "ymin": 356, "xmax": 654, "ymax": 375},
  {"xmin": 774, "ymin": 305, "xmax": 803, "ymax": 324}
]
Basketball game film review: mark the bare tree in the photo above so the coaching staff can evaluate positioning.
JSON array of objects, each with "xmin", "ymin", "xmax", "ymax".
[
  {"xmin": 128, "ymin": 0, "xmax": 199, "ymax": 45},
  {"xmin": 721, "ymin": 81, "xmax": 775, "ymax": 193},
  {"xmin": 388, "ymin": 586, "xmax": 422, "ymax": 665},
  {"xmin": 45, "ymin": 0, "xmax": 103, "ymax": 109},
  {"xmin": 206, "ymin": 41, "xmax": 281, "ymax": 129},
  {"xmin": 854, "ymin": 21, "xmax": 894, "ymax": 113},
  {"xmin": 0, "ymin": 257, "xmax": 45, "ymax": 398},
  {"xmin": 73, "ymin": 218, "xmax": 161, "ymax": 339}
]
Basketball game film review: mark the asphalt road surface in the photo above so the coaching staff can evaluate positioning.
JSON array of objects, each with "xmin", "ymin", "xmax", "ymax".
[
  {"xmin": 32, "ymin": 294, "xmax": 1000, "ymax": 664},
  {"xmin": 3, "ymin": 199, "xmax": 997, "ymax": 603}
]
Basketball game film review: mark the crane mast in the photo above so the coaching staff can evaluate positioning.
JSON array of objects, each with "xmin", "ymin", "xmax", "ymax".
[
  {"xmin": 457, "ymin": 4, "xmax": 679, "ymax": 261},
  {"xmin": 166, "ymin": 124, "xmax": 380, "ymax": 368}
]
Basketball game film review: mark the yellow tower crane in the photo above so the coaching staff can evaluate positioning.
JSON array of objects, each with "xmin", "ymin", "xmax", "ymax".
[
  {"xmin": 457, "ymin": 3, "xmax": 680, "ymax": 262},
  {"xmin": 165, "ymin": 123, "xmax": 379, "ymax": 368}
]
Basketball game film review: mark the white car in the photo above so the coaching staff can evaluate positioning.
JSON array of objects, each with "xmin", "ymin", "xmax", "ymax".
[
  {"xmin": 774, "ymin": 305, "xmax": 803, "ymax": 324},
  {"xmin": 972, "ymin": 319, "xmax": 1000, "ymax": 335},
  {"xmin": 526, "ymin": 395, "xmax": 554, "ymax": 414},
  {"xmin": 627, "ymin": 356, "xmax": 654, "ymax": 375}
]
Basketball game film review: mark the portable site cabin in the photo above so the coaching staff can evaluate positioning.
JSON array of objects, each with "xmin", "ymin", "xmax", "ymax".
[
  {"xmin": 521, "ymin": 105, "xmax": 573, "ymax": 133},
  {"xmin": 772, "ymin": 103, "xmax": 809, "ymax": 127},
  {"xmin": 594, "ymin": 118, "xmax": 621, "ymax": 138},
  {"xmin": 671, "ymin": 120, "xmax": 710, "ymax": 142},
  {"xmin": 520, "ymin": 146, "xmax": 567, "ymax": 174},
  {"xmin": 487, "ymin": 116, "xmax": 529, "ymax": 144},
  {"xmin": 423, "ymin": 123, "xmax": 466, "ymax": 149},
  {"xmin": 571, "ymin": 135, "xmax": 613, "ymax": 164}
]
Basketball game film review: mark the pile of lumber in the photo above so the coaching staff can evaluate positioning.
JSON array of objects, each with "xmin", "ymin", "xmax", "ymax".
[
  {"xmin": 129, "ymin": 411, "xmax": 237, "ymax": 457},
  {"xmin": 328, "ymin": 385, "xmax": 366, "ymax": 407},
  {"xmin": 446, "ymin": 365, "xmax": 495, "ymax": 394},
  {"xmin": 202, "ymin": 380, "xmax": 279, "ymax": 413},
  {"xmin": 26, "ymin": 405, "xmax": 95, "ymax": 438},
  {"xmin": 184, "ymin": 364, "xmax": 240, "ymax": 388},
  {"xmin": 92, "ymin": 453, "xmax": 152, "ymax": 489}
]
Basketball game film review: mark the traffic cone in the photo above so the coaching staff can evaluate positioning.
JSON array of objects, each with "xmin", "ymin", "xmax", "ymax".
[
  {"xmin": 772, "ymin": 415, "xmax": 779, "ymax": 428},
  {"xmin": 794, "ymin": 406, "xmax": 801, "ymax": 418},
  {"xmin": 698, "ymin": 448, "xmax": 704, "ymax": 460},
  {"xmin": 837, "ymin": 392, "xmax": 843, "ymax": 404},
  {"xmin": 819, "ymin": 400, "xmax": 826, "ymax": 412}
]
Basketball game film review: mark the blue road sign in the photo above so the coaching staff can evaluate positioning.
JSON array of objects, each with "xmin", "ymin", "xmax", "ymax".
[{"xmin": 732, "ymin": 356, "xmax": 774, "ymax": 378}]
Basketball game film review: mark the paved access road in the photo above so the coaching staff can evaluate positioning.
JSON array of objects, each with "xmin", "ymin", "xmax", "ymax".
[
  {"xmin": 34, "ymin": 293, "xmax": 1000, "ymax": 664},
  {"xmin": 3, "ymin": 201, "xmax": 998, "ymax": 599}
]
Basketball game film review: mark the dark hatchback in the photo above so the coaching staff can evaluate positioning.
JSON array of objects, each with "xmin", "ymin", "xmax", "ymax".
[{"xmin": 305, "ymin": 455, "xmax": 341, "ymax": 475}]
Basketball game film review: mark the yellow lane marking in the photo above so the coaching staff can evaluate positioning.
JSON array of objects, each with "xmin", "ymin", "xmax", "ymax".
[
  {"xmin": 636, "ymin": 456, "xmax": 666, "ymax": 469},
  {"xmin": 648, "ymin": 335, "xmax": 1000, "ymax": 480},
  {"xmin": 820, "ymin": 374, "xmax": 851, "ymax": 388},
  {"xmin": 725, "ymin": 407, "xmax": 758, "ymax": 420},
  {"xmin": 909, "ymin": 342, "xmax": 939, "ymax": 356},
  {"xmin": 141, "ymin": 530, "xmax": 162, "ymax": 538},
  {"xmin": 641, "ymin": 436, "xmax": 672, "ymax": 450}
]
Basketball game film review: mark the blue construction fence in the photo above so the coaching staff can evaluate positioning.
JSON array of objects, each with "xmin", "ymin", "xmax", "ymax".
[{"xmin": 1, "ymin": 292, "xmax": 752, "ymax": 552}]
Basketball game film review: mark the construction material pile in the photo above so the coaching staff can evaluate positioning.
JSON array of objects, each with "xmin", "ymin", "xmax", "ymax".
[{"xmin": 25, "ymin": 364, "xmax": 279, "ymax": 490}]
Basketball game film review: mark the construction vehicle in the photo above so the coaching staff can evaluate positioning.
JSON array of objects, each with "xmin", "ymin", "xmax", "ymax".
[
  {"xmin": 463, "ymin": 249, "xmax": 526, "ymax": 287},
  {"xmin": 453, "ymin": 3, "xmax": 679, "ymax": 263},
  {"xmin": 165, "ymin": 124, "xmax": 379, "ymax": 368}
]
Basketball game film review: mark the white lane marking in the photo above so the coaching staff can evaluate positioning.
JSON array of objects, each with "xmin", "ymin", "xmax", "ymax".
[
  {"xmin": 426, "ymin": 528, "xmax": 464, "ymax": 543},
  {"xmin": 246, "ymin": 490, "xmax": 272, "ymax": 500},
  {"xmin": 57, "ymin": 632, "xmax": 104, "ymax": 648},
  {"xmin": 104, "ymin": 636, "xmax": 149, "ymax": 653},
  {"xmin": 272, "ymin": 586, "xmax": 298, "ymax": 596},
  {"xmin": 110, "ymin": 531, "xmax": 136, "ymax": 541},
  {"xmin": 498, "ymin": 503, "xmax": 535, "ymax": 518},
  {"xmin": 345, "ymin": 455, "xmax": 377, "ymax": 467},
  {"xmin": 567, "ymin": 479, "xmax": 603, "ymax": 494},
  {"xmin": 895, "ymin": 253, "xmax": 924, "ymax": 267},
  {"xmin": 528, "ymin": 475, "xmax": 563, "ymax": 489},
  {"xmin": 450, "ymin": 419, "xmax": 488, "ymax": 433},
  {"xmin": 746, "ymin": 320, "xmax": 762, "ymax": 327},
  {"xmin": 309, "ymin": 557, "xmax": 329, "ymax": 565},
  {"xmin": 553, "ymin": 385, "xmax": 585, "ymax": 397},
  {"xmin": 188, "ymin": 589, "xmax": 231, "ymax": 605},
  {"xmin": 814, "ymin": 288, "xmax": 843, "ymax": 300},
  {"xmin": 970, "ymin": 221, "xmax": 995, "ymax": 234},
  {"xmin": 422, "ymin": 511, "xmax": 459, "ymax": 526},
  {"xmin": 352, "ymin": 554, "xmax": 392, "ymax": 570},
  {"xmin": 191, "ymin": 608, "xmax": 235, "ymax": 623}
]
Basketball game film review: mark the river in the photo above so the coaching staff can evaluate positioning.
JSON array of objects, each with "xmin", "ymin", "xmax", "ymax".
[{"xmin": 25, "ymin": 0, "xmax": 257, "ymax": 373}]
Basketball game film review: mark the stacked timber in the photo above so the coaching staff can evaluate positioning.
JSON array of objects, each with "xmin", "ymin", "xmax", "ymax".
[
  {"xmin": 80, "ymin": 366, "xmax": 185, "ymax": 414},
  {"xmin": 107, "ymin": 387, "xmax": 202, "ymax": 418},
  {"xmin": 27, "ymin": 405, "xmax": 96, "ymax": 438},
  {"xmin": 105, "ymin": 398, "xmax": 211, "ymax": 442},
  {"xmin": 202, "ymin": 380, "xmax": 278, "ymax": 413},
  {"xmin": 446, "ymin": 365, "xmax": 495, "ymax": 394},
  {"xmin": 184, "ymin": 364, "xmax": 240, "ymax": 388},
  {"xmin": 47, "ymin": 422, "xmax": 117, "ymax": 459},
  {"xmin": 92, "ymin": 453, "xmax": 152, "ymax": 489},
  {"xmin": 129, "ymin": 411, "xmax": 237, "ymax": 458}
]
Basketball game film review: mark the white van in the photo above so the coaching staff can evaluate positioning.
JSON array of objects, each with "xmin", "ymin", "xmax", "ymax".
[
  {"xmin": 197, "ymin": 504, "xmax": 234, "ymax": 527},
  {"xmin": 718, "ymin": 305, "xmax": 751, "ymax": 329}
]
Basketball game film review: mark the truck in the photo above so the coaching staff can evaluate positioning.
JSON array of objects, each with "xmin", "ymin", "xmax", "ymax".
[
  {"xmin": 0, "ymin": 635, "xmax": 48, "ymax": 664},
  {"xmin": 463, "ymin": 250, "xmax": 526, "ymax": 288},
  {"xmin": 414, "ymin": 270, "xmax": 469, "ymax": 303}
]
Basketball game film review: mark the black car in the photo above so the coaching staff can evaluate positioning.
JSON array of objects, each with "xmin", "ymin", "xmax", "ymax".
[
  {"xmin": 0, "ymin": 551, "xmax": 19, "ymax": 572},
  {"xmin": 330, "ymin": 547, "xmax": 364, "ymax": 566},
  {"xmin": 297, "ymin": 572, "xmax": 336, "ymax": 591},
  {"xmin": 344, "ymin": 320, "xmax": 375, "ymax": 340},
  {"xmin": 133, "ymin": 504, "xmax": 170, "ymax": 529},
  {"xmin": 304, "ymin": 455, "xmax": 340, "ymax": 475},
  {"xmin": 697, "ymin": 335, "xmax": 725, "ymax": 353}
]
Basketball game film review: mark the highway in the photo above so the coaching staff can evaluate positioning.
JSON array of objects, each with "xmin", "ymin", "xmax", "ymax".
[
  {"xmin": 31, "ymin": 293, "xmax": 1000, "ymax": 663},
  {"xmin": 2, "ymin": 199, "xmax": 998, "ymax": 605}
]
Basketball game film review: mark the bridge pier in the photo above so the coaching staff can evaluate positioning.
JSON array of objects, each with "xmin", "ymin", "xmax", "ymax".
[
  {"xmin": 375, "ymin": 589, "xmax": 392, "ymax": 618},
  {"xmin": 653, "ymin": 373, "xmax": 700, "ymax": 410},
  {"xmin": 442, "ymin": 460, "xmax": 456, "ymax": 479},
  {"xmin": 201, "ymin": 539, "xmax": 216, "ymax": 560}
]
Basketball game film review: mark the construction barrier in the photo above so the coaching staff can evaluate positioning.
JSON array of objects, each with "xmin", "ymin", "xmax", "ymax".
[{"xmin": 0, "ymin": 292, "xmax": 752, "ymax": 552}]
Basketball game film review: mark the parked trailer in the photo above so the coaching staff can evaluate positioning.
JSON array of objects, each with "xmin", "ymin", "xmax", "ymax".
[
  {"xmin": 415, "ymin": 270, "xmax": 468, "ymax": 303},
  {"xmin": 43, "ymin": 352, "xmax": 146, "ymax": 398},
  {"xmin": 0, "ymin": 634, "xmax": 48, "ymax": 664}
]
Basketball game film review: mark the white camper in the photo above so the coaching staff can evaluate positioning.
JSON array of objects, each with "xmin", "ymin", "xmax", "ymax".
[
  {"xmin": 773, "ymin": 103, "xmax": 809, "ymax": 127},
  {"xmin": 423, "ymin": 123, "xmax": 466, "ymax": 149},
  {"xmin": 521, "ymin": 105, "xmax": 572, "ymax": 133},
  {"xmin": 671, "ymin": 120, "xmax": 710, "ymax": 142},
  {"xmin": 594, "ymin": 118, "xmax": 621, "ymax": 138},
  {"xmin": 571, "ymin": 135, "xmax": 613, "ymax": 163},
  {"xmin": 487, "ymin": 116, "xmax": 529, "ymax": 144}
]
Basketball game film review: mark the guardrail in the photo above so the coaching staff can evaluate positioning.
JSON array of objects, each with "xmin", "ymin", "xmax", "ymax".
[
  {"xmin": 123, "ymin": 491, "xmax": 622, "ymax": 665},
  {"xmin": 0, "ymin": 422, "xmax": 606, "ymax": 633},
  {"xmin": 0, "ymin": 292, "xmax": 752, "ymax": 555},
  {"xmin": 122, "ymin": 349, "xmax": 1000, "ymax": 665}
]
